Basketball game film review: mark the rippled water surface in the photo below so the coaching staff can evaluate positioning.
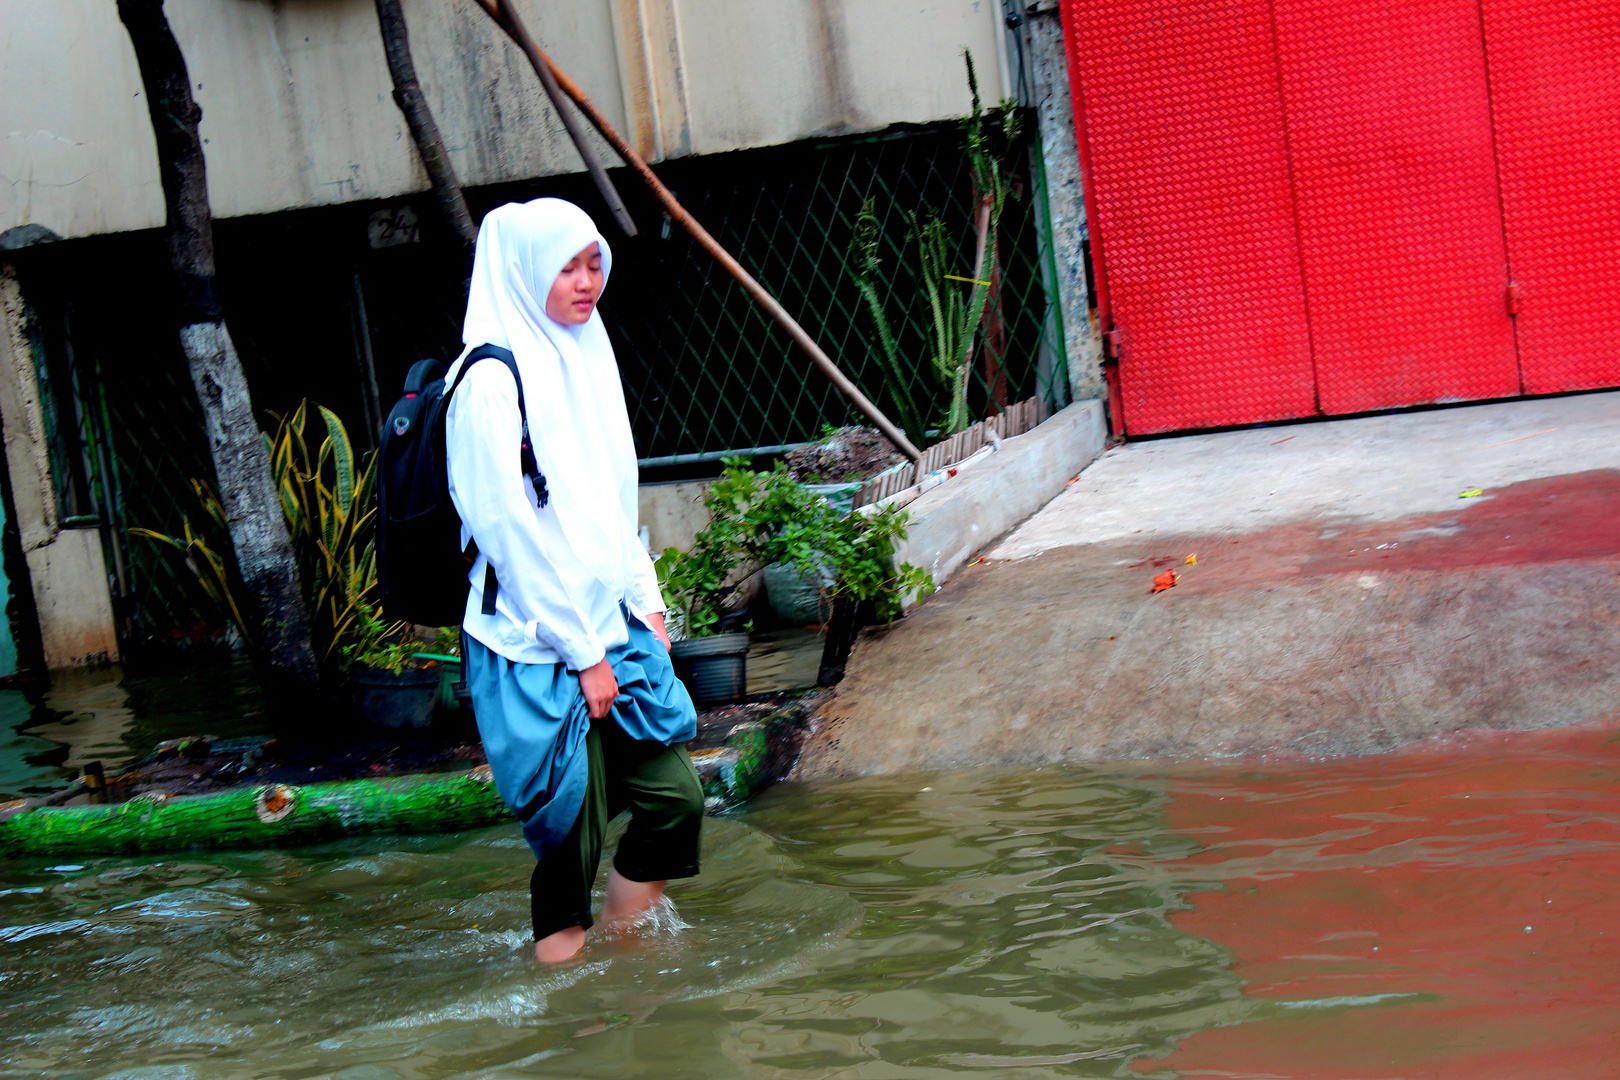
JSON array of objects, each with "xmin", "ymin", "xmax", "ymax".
[{"xmin": 4, "ymin": 722, "xmax": 1620, "ymax": 1078}]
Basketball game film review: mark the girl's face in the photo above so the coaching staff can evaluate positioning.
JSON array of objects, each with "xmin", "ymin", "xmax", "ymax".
[{"xmin": 545, "ymin": 242, "xmax": 604, "ymax": 325}]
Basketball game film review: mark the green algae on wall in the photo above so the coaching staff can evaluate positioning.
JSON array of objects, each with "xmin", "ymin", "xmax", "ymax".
[{"xmin": 691, "ymin": 699, "xmax": 818, "ymax": 811}]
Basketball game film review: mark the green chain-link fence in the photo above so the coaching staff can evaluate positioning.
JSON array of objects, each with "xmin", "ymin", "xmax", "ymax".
[
  {"xmin": 20, "ymin": 247, "xmax": 223, "ymax": 652},
  {"xmin": 598, "ymin": 119, "xmax": 1070, "ymax": 462}
]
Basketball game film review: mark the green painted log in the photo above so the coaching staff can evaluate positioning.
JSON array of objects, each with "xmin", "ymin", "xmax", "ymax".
[{"xmin": 0, "ymin": 767, "xmax": 509, "ymax": 858}]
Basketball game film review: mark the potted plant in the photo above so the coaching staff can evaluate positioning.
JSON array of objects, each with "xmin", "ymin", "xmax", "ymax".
[
  {"xmin": 655, "ymin": 469, "xmax": 754, "ymax": 705},
  {"xmin": 134, "ymin": 402, "xmax": 465, "ymax": 723},
  {"xmin": 342, "ymin": 606, "xmax": 450, "ymax": 729},
  {"xmin": 656, "ymin": 461, "xmax": 934, "ymax": 705}
]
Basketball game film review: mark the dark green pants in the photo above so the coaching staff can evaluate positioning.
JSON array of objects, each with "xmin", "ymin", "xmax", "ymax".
[{"xmin": 529, "ymin": 717, "xmax": 704, "ymax": 940}]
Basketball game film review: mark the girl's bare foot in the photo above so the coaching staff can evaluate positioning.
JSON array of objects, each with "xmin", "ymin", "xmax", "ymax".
[
  {"xmin": 534, "ymin": 925, "xmax": 586, "ymax": 963},
  {"xmin": 598, "ymin": 868, "xmax": 668, "ymax": 929}
]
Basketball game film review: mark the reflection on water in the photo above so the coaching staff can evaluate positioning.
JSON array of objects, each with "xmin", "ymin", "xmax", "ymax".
[
  {"xmin": 0, "ymin": 818, "xmax": 864, "ymax": 1079},
  {"xmin": 0, "ymin": 662, "xmax": 270, "ymax": 801},
  {"xmin": 0, "ymin": 691, "xmax": 55, "ymax": 801},
  {"xmin": 3, "ymin": 723, "xmax": 1619, "ymax": 1078},
  {"xmin": 733, "ymin": 771, "xmax": 1247, "ymax": 1077},
  {"xmin": 28, "ymin": 669, "xmax": 137, "ymax": 780},
  {"xmin": 745, "ymin": 627, "xmax": 824, "ymax": 696},
  {"xmin": 1140, "ymin": 727, "xmax": 1620, "ymax": 1078}
]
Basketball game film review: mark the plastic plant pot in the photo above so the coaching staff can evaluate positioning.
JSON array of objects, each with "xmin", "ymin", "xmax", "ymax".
[
  {"xmin": 803, "ymin": 481, "xmax": 864, "ymax": 515},
  {"xmin": 350, "ymin": 664, "xmax": 441, "ymax": 728},
  {"xmin": 413, "ymin": 654, "xmax": 466, "ymax": 712},
  {"xmin": 669, "ymin": 632, "xmax": 750, "ymax": 706}
]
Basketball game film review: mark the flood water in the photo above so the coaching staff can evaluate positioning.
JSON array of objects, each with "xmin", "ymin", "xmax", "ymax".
[
  {"xmin": 4, "ymin": 720, "xmax": 1620, "ymax": 1078},
  {"xmin": 1, "ymin": 663, "xmax": 270, "ymax": 802}
]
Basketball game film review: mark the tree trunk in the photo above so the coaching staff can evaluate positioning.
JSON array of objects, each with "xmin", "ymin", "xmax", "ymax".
[
  {"xmin": 979, "ymin": 248, "xmax": 1011, "ymax": 411},
  {"xmin": 372, "ymin": 0, "xmax": 478, "ymax": 247},
  {"xmin": 115, "ymin": 0, "xmax": 319, "ymax": 708},
  {"xmin": 970, "ymin": 191, "xmax": 1010, "ymax": 413}
]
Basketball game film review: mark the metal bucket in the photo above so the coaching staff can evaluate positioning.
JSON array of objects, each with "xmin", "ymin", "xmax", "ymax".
[{"xmin": 669, "ymin": 632, "xmax": 750, "ymax": 706}]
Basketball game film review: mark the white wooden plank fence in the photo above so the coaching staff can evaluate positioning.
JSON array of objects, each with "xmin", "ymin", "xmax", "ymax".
[{"xmin": 851, "ymin": 395, "xmax": 1052, "ymax": 508}]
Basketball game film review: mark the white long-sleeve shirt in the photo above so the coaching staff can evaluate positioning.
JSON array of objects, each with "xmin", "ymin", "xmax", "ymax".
[{"xmin": 445, "ymin": 355, "xmax": 664, "ymax": 671}]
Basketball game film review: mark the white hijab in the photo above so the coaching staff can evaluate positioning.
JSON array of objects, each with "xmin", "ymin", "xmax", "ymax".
[{"xmin": 458, "ymin": 198, "xmax": 635, "ymax": 593}]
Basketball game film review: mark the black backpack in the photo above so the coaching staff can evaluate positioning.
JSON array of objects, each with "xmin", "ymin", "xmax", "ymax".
[{"xmin": 376, "ymin": 344, "xmax": 548, "ymax": 627}]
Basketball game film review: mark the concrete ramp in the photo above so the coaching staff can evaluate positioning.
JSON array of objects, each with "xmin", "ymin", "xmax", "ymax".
[{"xmin": 796, "ymin": 392, "xmax": 1620, "ymax": 777}]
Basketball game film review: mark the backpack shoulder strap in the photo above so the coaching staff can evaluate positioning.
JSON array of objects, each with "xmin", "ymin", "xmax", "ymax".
[
  {"xmin": 444, "ymin": 343, "xmax": 516, "ymax": 398},
  {"xmin": 446, "ymin": 344, "xmax": 547, "ymax": 503},
  {"xmin": 445, "ymin": 344, "xmax": 550, "ymax": 616}
]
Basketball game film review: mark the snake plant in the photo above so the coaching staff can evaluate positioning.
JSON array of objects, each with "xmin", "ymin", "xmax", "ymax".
[{"xmin": 132, "ymin": 402, "xmax": 407, "ymax": 671}]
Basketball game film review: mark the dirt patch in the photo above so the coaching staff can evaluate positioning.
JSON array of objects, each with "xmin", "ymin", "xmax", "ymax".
[{"xmin": 785, "ymin": 427, "xmax": 905, "ymax": 484}]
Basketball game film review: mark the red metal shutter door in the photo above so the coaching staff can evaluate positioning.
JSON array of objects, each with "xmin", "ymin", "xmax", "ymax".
[
  {"xmin": 1272, "ymin": 0, "xmax": 1520, "ymax": 414},
  {"xmin": 1064, "ymin": 0, "xmax": 1316, "ymax": 434},
  {"xmin": 1481, "ymin": 0, "xmax": 1620, "ymax": 395}
]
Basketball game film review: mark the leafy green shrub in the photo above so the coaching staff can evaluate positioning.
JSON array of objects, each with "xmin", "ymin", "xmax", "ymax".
[
  {"xmin": 656, "ymin": 461, "xmax": 935, "ymax": 638},
  {"xmin": 338, "ymin": 604, "xmax": 445, "ymax": 673}
]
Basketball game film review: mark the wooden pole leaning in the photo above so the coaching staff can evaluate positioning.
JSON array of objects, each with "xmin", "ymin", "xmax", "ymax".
[
  {"xmin": 471, "ymin": 0, "xmax": 924, "ymax": 466},
  {"xmin": 490, "ymin": 0, "xmax": 637, "ymax": 238}
]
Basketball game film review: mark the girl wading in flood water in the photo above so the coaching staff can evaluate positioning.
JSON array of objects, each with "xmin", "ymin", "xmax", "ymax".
[{"xmin": 447, "ymin": 198, "xmax": 702, "ymax": 963}]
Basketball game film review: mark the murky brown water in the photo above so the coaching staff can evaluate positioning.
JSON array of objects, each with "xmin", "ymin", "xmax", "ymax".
[{"xmin": 4, "ymin": 721, "xmax": 1619, "ymax": 1078}]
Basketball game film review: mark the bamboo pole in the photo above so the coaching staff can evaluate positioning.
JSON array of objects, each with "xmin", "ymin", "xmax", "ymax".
[
  {"xmin": 491, "ymin": 0, "xmax": 637, "ymax": 238},
  {"xmin": 471, "ymin": 0, "xmax": 924, "ymax": 465}
]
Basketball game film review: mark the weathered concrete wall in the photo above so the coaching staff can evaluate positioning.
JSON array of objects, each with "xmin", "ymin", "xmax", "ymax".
[
  {"xmin": 892, "ymin": 399, "xmax": 1107, "ymax": 595},
  {"xmin": 0, "ymin": 271, "xmax": 60, "ymax": 557},
  {"xmin": 638, "ymin": 478, "xmax": 712, "ymax": 555},
  {"xmin": 0, "ymin": 269, "xmax": 119, "ymax": 668},
  {"xmin": 3, "ymin": 0, "xmax": 1010, "ymax": 240},
  {"xmin": 24, "ymin": 530, "xmax": 119, "ymax": 669},
  {"xmin": 1022, "ymin": 0, "xmax": 1103, "ymax": 403}
]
